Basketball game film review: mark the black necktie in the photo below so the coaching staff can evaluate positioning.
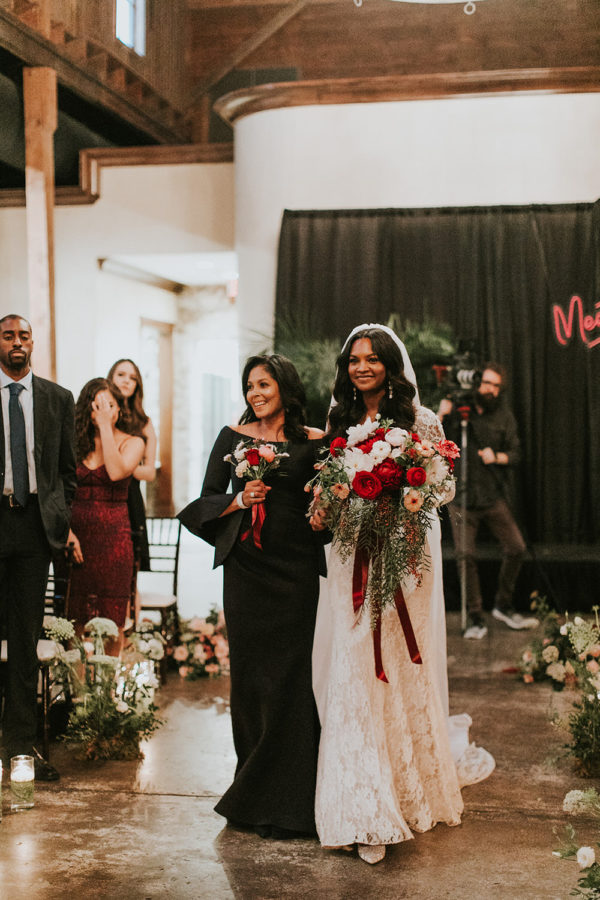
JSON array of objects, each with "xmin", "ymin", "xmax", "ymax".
[{"xmin": 8, "ymin": 382, "xmax": 29, "ymax": 506}]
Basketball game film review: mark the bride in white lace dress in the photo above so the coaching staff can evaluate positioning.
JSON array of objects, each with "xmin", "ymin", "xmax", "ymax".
[{"xmin": 311, "ymin": 324, "xmax": 493, "ymax": 865}]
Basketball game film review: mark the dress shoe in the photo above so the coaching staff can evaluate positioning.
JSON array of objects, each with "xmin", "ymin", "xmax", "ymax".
[
  {"xmin": 358, "ymin": 843, "xmax": 386, "ymax": 864},
  {"xmin": 254, "ymin": 824, "xmax": 272, "ymax": 839},
  {"xmin": 33, "ymin": 755, "xmax": 60, "ymax": 782},
  {"xmin": 492, "ymin": 608, "xmax": 539, "ymax": 630}
]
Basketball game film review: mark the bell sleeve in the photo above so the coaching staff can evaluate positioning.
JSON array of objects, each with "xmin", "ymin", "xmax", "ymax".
[{"xmin": 177, "ymin": 427, "xmax": 245, "ymax": 568}]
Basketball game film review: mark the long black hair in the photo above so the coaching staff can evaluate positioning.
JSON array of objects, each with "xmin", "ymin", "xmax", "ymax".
[
  {"xmin": 239, "ymin": 354, "xmax": 308, "ymax": 443},
  {"xmin": 327, "ymin": 328, "xmax": 416, "ymax": 439}
]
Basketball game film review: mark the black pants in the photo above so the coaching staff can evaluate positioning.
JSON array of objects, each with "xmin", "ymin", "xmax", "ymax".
[
  {"xmin": 0, "ymin": 497, "xmax": 51, "ymax": 758},
  {"xmin": 449, "ymin": 498, "xmax": 526, "ymax": 616}
]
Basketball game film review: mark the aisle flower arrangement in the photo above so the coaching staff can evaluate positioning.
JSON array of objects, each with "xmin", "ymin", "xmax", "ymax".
[
  {"xmin": 308, "ymin": 414, "xmax": 458, "ymax": 624},
  {"xmin": 172, "ymin": 606, "xmax": 229, "ymax": 680},
  {"xmin": 554, "ymin": 789, "xmax": 600, "ymax": 897},
  {"xmin": 518, "ymin": 593, "xmax": 578, "ymax": 689},
  {"xmin": 44, "ymin": 616, "xmax": 164, "ymax": 760}
]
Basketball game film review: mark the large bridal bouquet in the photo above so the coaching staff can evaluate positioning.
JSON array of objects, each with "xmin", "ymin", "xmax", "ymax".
[
  {"xmin": 308, "ymin": 415, "xmax": 459, "ymax": 679},
  {"xmin": 224, "ymin": 437, "xmax": 290, "ymax": 549}
]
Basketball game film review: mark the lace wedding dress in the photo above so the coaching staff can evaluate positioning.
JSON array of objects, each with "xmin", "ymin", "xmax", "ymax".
[{"xmin": 313, "ymin": 407, "xmax": 494, "ymax": 848}]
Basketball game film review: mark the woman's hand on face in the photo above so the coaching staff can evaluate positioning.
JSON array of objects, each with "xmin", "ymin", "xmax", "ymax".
[
  {"xmin": 242, "ymin": 480, "xmax": 271, "ymax": 506},
  {"xmin": 310, "ymin": 506, "xmax": 328, "ymax": 532},
  {"xmin": 68, "ymin": 529, "xmax": 84, "ymax": 564},
  {"xmin": 91, "ymin": 393, "xmax": 117, "ymax": 429}
]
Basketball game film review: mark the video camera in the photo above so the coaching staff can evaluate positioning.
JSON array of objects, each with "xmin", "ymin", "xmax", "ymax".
[{"xmin": 438, "ymin": 340, "xmax": 482, "ymax": 407}]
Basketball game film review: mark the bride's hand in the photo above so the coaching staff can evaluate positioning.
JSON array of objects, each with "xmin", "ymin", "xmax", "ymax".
[{"xmin": 310, "ymin": 507, "xmax": 328, "ymax": 531}]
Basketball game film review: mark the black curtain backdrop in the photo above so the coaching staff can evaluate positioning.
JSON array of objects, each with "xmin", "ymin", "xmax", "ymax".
[{"xmin": 275, "ymin": 204, "xmax": 600, "ymax": 606}]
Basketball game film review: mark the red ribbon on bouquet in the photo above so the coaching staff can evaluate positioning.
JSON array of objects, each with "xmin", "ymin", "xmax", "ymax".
[
  {"xmin": 241, "ymin": 502, "xmax": 266, "ymax": 550},
  {"xmin": 352, "ymin": 545, "xmax": 422, "ymax": 683}
]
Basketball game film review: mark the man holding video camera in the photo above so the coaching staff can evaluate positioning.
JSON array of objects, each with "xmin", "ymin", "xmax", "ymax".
[{"xmin": 439, "ymin": 363, "xmax": 536, "ymax": 640}]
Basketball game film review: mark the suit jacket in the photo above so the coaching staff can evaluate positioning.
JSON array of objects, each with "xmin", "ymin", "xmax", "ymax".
[{"xmin": 0, "ymin": 373, "xmax": 76, "ymax": 550}]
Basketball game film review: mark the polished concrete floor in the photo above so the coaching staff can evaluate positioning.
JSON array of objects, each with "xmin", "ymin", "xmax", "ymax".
[{"xmin": 0, "ymin": 613, "xmax": 593, "ymax": 900}]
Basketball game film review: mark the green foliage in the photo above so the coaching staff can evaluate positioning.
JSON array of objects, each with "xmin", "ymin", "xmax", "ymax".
[{"xmin": 569, "ymin": 697, "xmax": 600, "ymax": 778}]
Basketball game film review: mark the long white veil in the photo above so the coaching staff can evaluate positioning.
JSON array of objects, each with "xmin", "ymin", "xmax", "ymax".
[{"xmin": 313, "ymin": 322, "xmax": 495, "ymax": 787}]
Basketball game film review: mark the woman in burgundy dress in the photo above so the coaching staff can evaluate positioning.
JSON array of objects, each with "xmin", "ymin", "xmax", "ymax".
[{"xmin": 68, "ymin": 378, "xmax": 145, "ymax": 654}]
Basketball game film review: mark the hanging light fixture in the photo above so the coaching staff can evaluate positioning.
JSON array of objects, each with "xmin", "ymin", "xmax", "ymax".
[{"xmin": 353, "ymin": 0, "xmax": 484, "ymax": 13}]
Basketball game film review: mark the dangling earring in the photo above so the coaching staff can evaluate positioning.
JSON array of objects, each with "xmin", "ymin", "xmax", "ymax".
[
  {"xmin": 353, "ymin": 386, "xmax": 357, "ymax": 401},
  {"xmin": 388, "ymin": 381, "xmax": 393, "ymax": 400}
]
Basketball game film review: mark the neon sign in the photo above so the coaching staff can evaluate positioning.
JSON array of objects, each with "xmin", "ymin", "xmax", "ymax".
[{"xmin": 553, "ymin": 295, "xmax": 600, "ymax": 349}]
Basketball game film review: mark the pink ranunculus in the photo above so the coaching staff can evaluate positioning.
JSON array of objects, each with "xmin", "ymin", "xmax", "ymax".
[
  {"xmin": 523, "ymin": 674, "xmax": 534, "ymax": 683},
  {"xmin": 179, "ymin": 665, "xmax": 189, "ymax": 678},
  {"xmin": 331, "ymin": 482, "xmax": 350, "ymax": 500},
  {"xmin": 587, "ymin": 660, "xmax": 600, "ymax": 674},
  {"xmin": 188, "ymin": 616, "xmax": 205, "ymax": 632},
  {"xmin": 403, "ymin": 489, "xmax": 424, "ymax": 512},
  {"xmin": 258, "ymin": 444, "xmax": 276, "ymax": 462},
  {"xmin": 173, "ymin": 645, "xmax": 188, "ymax": 662},
  {"xmin": 590, "ymin": 644, "xmax": 600, "ymax": 658},
  {"xmin": 193, "ymin": 644, "xmax": 207, "ymax": 662},
  {"xmin": 205, "ymin": 663, "xmax": 220, "ymax": 675}
]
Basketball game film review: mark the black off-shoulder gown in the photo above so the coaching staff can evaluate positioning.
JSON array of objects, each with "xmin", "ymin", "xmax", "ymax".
[{"xmin": 178, "ymin": 426, "xmax": 325, "ymax": 834}]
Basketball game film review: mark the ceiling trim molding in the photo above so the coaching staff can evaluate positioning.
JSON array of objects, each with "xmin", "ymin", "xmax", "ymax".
[
  {"xmin": 0, "ymin": 142, "xmax": 234, "ymax": 208},
  {"xmin": 214, "ymin": 67, "xmax": 600, "ymax": 125}
]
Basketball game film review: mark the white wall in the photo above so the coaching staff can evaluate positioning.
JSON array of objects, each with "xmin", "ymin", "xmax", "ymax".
[
  {"xmin": 233, "ymin": 92, "xmax": 600, "ymax": 356},
  {"xmin": 0, "ymin": 162, "xmax": 235, "ymax": 395}
]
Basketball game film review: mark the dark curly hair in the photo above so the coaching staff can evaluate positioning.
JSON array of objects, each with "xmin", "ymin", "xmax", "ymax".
[
  {"xmin": 239, "ymin": 354, "xmax": 308, "ymax": 443},
  {"xmin": 75, "ymin": 377, "xmax": 124, "ymax": 463},
  {"xmin": 107, "ymin": 358, "xmax": 149, "ymax": 437},
  {"xmin": 327, "ymin": 328, "xmax": 416, "ymax": 439}
]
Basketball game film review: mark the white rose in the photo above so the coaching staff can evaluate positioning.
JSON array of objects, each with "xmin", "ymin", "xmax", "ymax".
[
  {"xmin": 116, "ymin": 700, "xmax": 129, "ymax": 714},
  {"xmin": 370, "ymin": 441, "xmax": 391, "ymax": 463},
  {"xmin": 425, "ymin": 456, "xmax": 449, "ymax": 485},
  {"xmin": 577, "ymin": 846, "xmax": 596, "ymax": 869},
  {"xmin": 235, "ymin": 460, "xmax": 249, "ymax": 477},
  {"xmin": 385, "ymin": 428, "xmax": 409, "ymax": 448},
  {"xmin": 574, "ymin": 617, "xmax": 585, "ymax": 626},
  {"xmin": 560, "ymin": 624, "xmax": 569, "ymax": 636},
  {"xmin": 193, "ymin": 644, "xmax": 207, "ymax": 662}
]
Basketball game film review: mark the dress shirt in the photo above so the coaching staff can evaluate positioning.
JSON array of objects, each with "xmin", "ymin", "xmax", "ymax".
[{"xmin": 1, "ymin": 368, "xmax": 37, "ymax": 494}]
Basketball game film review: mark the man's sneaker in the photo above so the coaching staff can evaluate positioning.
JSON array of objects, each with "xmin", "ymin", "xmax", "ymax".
[
  {"xmin": 463, "ymin": 616, "xmax": 488, "ymax": 640},
  {"xmin": 492, "ymin": 608, "xmax": 539, "ymax": 631}
]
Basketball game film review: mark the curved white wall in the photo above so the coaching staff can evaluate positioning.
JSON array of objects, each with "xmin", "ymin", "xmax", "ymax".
[{"xmin": 234, "ymin": 92, "xmax": 600, "ymax": 356}]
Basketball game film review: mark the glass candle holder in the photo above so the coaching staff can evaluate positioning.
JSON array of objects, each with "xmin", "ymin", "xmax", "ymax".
[{"xmin": 10, "ymin": 756, "xmax": 35, "ymax": 811}]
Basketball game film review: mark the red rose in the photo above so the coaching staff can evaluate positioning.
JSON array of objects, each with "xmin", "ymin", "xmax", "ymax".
[
  {"xmin": 373, "ymin": 460, "xmax": 403, "ymax": 489},
  {"xmin": 406, "ymin": 466, "xmax": 427, "ymax": 486},
  {"xmin": 357, "ymin": 438, "xmax": 375, "ymax": 453},
  {"xmin": 411, "ymin": 433, "xmax": 421, "ymax": 442},
  {"xmin": 330, "ymin": 437, "xmax": 347, "ymax": 456},
  {"xmin": 352, "ymin": 470, "xmax": 383, "ymax": 500},
  {"xmin": 245, "ymin": 449, "xmax": 260, "ymax": 466}
]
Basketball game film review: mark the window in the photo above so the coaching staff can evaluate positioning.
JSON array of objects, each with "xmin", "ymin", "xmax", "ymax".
[{"xmin": 116, "ymin": 0, "xmax": 146, "ymax": 56}]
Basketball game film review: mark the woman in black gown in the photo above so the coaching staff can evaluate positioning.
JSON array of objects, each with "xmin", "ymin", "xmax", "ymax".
[{"xmin": 178, "ymin": 354, "xmax": 326, "ymax": 839}]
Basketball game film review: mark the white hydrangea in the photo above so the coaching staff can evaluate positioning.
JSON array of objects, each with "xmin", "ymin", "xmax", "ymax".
[
  {"xmin": 542, "ymin": 645, "xmax": 560, "ymax": 664},
  {"xmin": 546, "ymin": 661, "xmax": 566, "ymax": 683}
]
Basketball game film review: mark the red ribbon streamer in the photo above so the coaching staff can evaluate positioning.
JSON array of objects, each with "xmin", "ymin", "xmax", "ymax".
[
  {"xmin": 241, "ymin": 502, "xmax": 266, "ymax": 550},
  {"xmin": 352, "ymin": 545, "xmax": 422, "ymax": 681}
]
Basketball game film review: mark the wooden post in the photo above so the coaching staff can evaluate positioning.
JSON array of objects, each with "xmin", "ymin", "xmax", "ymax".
[{"xmin": 23, "ymin": 66, "xmax": 57, "ymax": 381}]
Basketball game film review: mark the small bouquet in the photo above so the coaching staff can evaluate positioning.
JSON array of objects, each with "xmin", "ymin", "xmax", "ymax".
[
  {"xmin": 308, "ymin": 415, "xmax": 458, "ymax": 681},
  {"xmin": 224, "ymin": 437, "xmax": 290, "ymax": 548},
  {"xmin": 173, "ymin": 607, "xmax": 230, "ymax": 680}
]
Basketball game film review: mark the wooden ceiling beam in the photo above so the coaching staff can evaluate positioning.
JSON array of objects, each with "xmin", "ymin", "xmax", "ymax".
[
  {"xmin": 188, "ymin": 0, "xmax": 310, "ymax": 105},
  {"xmin": 0, "ymin": 9, "xmax": 186, "ymax": 143}
]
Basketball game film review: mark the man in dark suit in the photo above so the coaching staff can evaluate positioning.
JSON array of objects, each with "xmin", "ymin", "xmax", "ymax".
[{"xmin": 0, "ymin": 313, "xmax": 76, "ymax": 780}]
